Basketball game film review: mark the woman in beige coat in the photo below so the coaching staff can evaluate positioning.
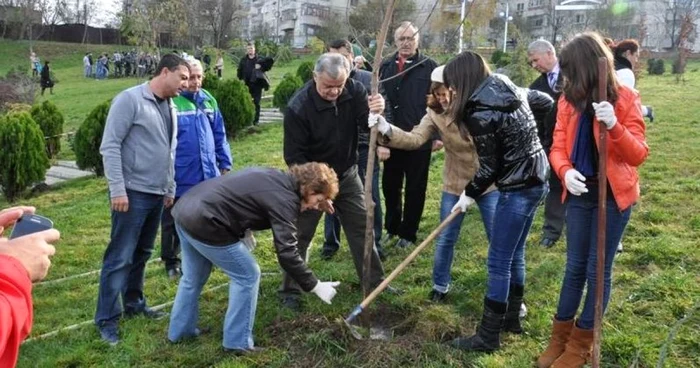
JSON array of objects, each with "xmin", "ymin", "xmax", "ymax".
[{"xmin": 375, "ymin": 65, "xmax": 499, "ymax": 302}]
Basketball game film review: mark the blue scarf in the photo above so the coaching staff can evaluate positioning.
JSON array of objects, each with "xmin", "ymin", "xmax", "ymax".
[{"xmin": 570, "ymin": 111, "xmax": 597, "ymax": 177}]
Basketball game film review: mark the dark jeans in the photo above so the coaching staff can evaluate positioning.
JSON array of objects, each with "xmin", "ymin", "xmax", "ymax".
[
  {"xmin": 246, "ymin": 83, "xmax": 263, "ymax": 124},
  {"xmin": 323, "ymin": 144, "xmax": 383, "ymax": 251},
  {"xmin": 541, "ymin": 169, "xmax": 567, "ymax": 241},
  {"xmin": 382, "ymin": 148, "xmax": 431, "ymax": 242},
  {"xmin": 95, "ymin": 189, "xmax": 164, "ymax": 326},
  {"xmin": 555, "ymin": 191, "xmax": 631, "ymax": 330},
  {"xmin": 486, "ymin": 184, "xmax": 547, "ymax": 302},
  {"xmin": 160, "ymin": 197, "xmax": 180, "ymax": 270},
  {"xmin": 279, "ymin": 165, "xmax": 385, "ymax": 297}
]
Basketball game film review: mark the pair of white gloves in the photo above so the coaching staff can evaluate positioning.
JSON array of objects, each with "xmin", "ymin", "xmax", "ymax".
[
  {"xmin": 242, "ymin": 229, "xmax": 340, "ymax": 304},
  {"xmin": 368, "ymin": 113, "xmax": 392, "ymax": 135},
  {"xmin": 564, "ymin": 101, "xmax": 618, "ymax": 196},
  {"xmin": 450, "ymin": 102, "xmax": 619, "ymax": 208}
]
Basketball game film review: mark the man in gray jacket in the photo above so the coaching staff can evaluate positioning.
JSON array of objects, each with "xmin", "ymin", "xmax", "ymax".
[{"xmin": 95, "ymin": 54, "xmax": 190, "ymax": 346}]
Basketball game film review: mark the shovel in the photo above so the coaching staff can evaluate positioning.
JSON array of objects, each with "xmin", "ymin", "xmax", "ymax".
[{"xmin": 343, "ymin": 210, "xmax": 461, "ymax": 339}]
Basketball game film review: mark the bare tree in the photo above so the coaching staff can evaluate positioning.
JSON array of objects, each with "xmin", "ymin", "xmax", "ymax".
[
  {"xmin": 663, "ymin": 0, "xmax": 700, "ymax": 50},
  {"xmin": 198, "ymin": 0, "xmax": 243, "ymax": 48}
]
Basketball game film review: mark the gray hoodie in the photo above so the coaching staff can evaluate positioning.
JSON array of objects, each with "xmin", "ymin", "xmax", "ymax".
[{"xmin": 100, "ymin": 82, "xmax": 177, "ymax": 198}]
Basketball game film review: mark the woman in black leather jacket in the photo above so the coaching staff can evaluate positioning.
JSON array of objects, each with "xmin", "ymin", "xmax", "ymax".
[{"xmin": 445, "ymin": 51, "xmax": 552, "ymax": 353}]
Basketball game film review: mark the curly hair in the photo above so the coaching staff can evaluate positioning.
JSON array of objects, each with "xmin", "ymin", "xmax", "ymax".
[{"xmin": 289, "ymin": 162, "xmax": 339, "ymax": 200}]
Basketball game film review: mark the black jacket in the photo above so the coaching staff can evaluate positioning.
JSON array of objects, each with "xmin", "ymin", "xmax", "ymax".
[
  {"xmin": 462, "ymin": 74, "xmax": 552, "ymax": 198},
  {"xmin": 172, "ymin": 167, "xmax": 318, "ymax": 292},
  {"xmin": 351, "ymin": 68, "xmax": 372, "ymax": 146},
  {"xmin": 284, "ymin": 78, "xmax": 369, "ymax": 176},
  {"xmin": 379, "ymin": 51, "xmax": 438, "ymax": 150},
  {"xmin": 237, "ymin": 55, "xmax": 274, "ymax": 85},
  {"xmin": 529, "ymin": 70, "xmax": 562, "ymax": 151}
]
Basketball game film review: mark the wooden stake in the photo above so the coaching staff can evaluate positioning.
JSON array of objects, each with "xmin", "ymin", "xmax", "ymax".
[
  {"xmin": 592, "ymin": 56, "xmax": 609, "ymax": 368},
  {"xmin": 362, "ymin": 0, "xmax": 396, "ymax": 300}
]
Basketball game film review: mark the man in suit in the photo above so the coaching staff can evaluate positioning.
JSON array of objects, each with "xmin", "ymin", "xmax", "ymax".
[
  {"xmin": 528, "ymin": 39, "xmax": 564, "ymax": 248},
  {"xmin": 237, "ymin": 43, "xmax": 273, "ymax": 125}
]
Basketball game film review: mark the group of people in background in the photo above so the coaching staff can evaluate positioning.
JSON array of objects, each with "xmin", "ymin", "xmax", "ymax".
[
  {"xmin": 83, "ymin": 51, "xmax": 160, "ymax": 80},
  {"xmin": 5, "ymin": 23, "xmax": 653, "ymax": 368}
]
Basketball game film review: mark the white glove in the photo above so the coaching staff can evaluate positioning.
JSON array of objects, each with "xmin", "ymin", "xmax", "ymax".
[
  {"xmin": 311, "ymin": 281, "xmax": 340, "ymax": 304},
  {"xmin": 564, "ymin": 169, "xmax": 588, "ymax": 196},
  {"xmin": 592, "ymin": 101, "xmax": 617, "ymax": 130},
  {"xmin": 451, "ymin": 191, "xmax": 476, "ymax": 213},
  {"xmin": 368, "ymin": 113, "xmax": 391, "ymax": 135},
  {"xmin": 242, "ymin": 229, "xmax": 256, "ymax": 252}
]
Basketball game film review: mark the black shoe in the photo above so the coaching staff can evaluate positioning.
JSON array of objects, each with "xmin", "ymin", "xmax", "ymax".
[
  {"xmin": 647, "ymin": 106, "xmax": 655, "ymax": 122},
  {"xmin": 539, "ymin": 237, "xmax": 557, "ymax": 248},
  {"xmin": 451, "ymin": 297, "xmax": 506, "ymax": 352},
  {"xmin": 395, "ymin": 238, "xmax": 414, "ymax": 248},
  {"xmin": 125, "ymin": 307, "xmax": 167, "ymax": 320},
  {"xmin": 167, "ymin": 267, "xmax": 182, "ymax": 281},
  {"xmin": 503, "ymin": 284, "xmax": 524, "ymax": 334},
  {"xmin": 320, "ymin": 248, "xmax": 337, "ymax": 260},
  {"xmin": 280, "ymin": 296, "xmax": 302, "ymax": 312},
  {"xmin": 224, "ymin": 346, "xmax": 266, "ymax": 356},
  {"xmin": 98, "ymin": 325, "xmax": 120, "ymax": 346},
  {"xmin": 428, "ymin": 289, "xmax": 448, "ymax": 303}
]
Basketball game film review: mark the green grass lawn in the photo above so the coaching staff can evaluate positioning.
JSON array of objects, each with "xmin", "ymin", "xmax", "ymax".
[{"xmin": 1, "ymin": 40, "xmax": 699, "ymax": 367}]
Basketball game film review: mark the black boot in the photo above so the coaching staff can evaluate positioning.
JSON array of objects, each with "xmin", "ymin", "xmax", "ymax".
[
  {"xmin": 503, "ymin": 283, "xmax": 524, "ymax": 334},
  {"xmin": 452, "ymin": 297, "xmax": 506, "ymax": 352}
]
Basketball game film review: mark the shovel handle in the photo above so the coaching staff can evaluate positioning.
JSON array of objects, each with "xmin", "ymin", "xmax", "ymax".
[{"xmin": 358, "ymin": 210, "xmax": 461, "ymax": 310}]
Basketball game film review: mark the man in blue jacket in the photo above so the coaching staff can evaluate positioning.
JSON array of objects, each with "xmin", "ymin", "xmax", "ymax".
[{"xmin": 161, "ymin": 58, "xmax": 233, "ymax": 280}]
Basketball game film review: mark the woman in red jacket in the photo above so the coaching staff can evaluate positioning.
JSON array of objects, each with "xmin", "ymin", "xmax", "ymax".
[{"xmin": 536, "ymin": 32, "xmax": 649, "ymax": 368}]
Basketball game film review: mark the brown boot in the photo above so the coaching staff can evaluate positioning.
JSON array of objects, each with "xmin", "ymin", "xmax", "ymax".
[
  {"xmin": 536, "ymin": 317, "xmax": 574, "ymax": 368},
  {"xmin": 550, "ymin": 323, "xmax": 594, "ymax": 368}
]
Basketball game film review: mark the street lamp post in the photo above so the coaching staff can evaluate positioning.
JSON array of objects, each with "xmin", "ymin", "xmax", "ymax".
[{"xmin": 499, "ymin": 2, "xmax": 513, "ymax": 53}]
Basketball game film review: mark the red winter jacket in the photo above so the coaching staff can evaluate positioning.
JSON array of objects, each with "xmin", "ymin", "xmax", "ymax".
[
  {"xmin": 550, "ymin": 86, "xmax": 649, "ymax": 211},
  {"xmin": 0, "ymin": 255, "xmax": 33, "ymax": 368}
]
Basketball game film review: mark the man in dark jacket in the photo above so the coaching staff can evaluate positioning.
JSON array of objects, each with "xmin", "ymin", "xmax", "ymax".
[
  {"xmin": 282, "ymin": 53, "xmax": 386, "ymax": 310},
  {"xmin": 237, "ymin": 43, "xmax": 273, "ymax": 125},
  {"xmin": 168, "ymin": 163, "xmax": 341, "ymax": 354},
  {"xmin": 528, "ymin": 39, "xmax": 565, "ymax": 248},
  {"xmin": 320, "ymin": 39, "xmax": 384, "ymax": 261},
  {"xmin": 379, "ymin": 21, "xmax": 438, "ymax": 249}
]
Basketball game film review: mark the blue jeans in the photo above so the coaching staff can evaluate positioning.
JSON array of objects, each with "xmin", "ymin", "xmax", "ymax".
[
  {"xmin": 432, "ymin": 190, "xmax": 500, "ymax": 293},
  {"xmin": 168, "ymin": 225, "xmax": 261, "ymax": 349},
  {"xmin": 323, "ymin": 144, "xmax": 383, "ymax": 251},
  {"xmin": 95, "ymin": 190, "xmax": 163, "ymax": 326},
  {"xmin": 486, "ymin": 184, "xmax": 547, "ymax": 302},
  {"xmin": 555, "ymin": 192, "xmax": 631, "ymax": 329}
]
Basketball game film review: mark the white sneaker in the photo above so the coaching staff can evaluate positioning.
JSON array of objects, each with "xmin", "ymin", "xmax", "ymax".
[{"xmin": 519, "ymin": 302, "xmax": 527, "ymax": 318}]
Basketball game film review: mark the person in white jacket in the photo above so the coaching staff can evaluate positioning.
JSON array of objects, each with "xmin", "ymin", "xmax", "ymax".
[{"xmin": 610, "ymin": 39, "xmax": 655, "ymax": 122}]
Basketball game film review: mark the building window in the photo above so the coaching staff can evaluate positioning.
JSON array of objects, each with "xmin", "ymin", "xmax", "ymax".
[
  {"xmin": 528, "ymin": 0, "xmax": 543, "ymax": 7},
  {"xmin": 575, "ymin": 14, "xmax": 584, "ymax": 23},
  {"xmin": 301, "ymin": 3, "xmax": 331, "ymax": 19},
  {"xmin": 351, "ymin": 0, "xmax": 358, "ymax": 5}
]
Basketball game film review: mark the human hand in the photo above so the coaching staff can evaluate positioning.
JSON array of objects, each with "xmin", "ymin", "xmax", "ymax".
[
  {"xmin": 319, "ymin": 199, "xmax": 335, "ymax": 215},
  {"xmin": 255, "ymin": 64, "xmax": 261, "ymax": 70},
  {"xmin": 164, "ymin": 196, "xmax": 174, "ymax": 208},
  {"xmin": 220, "ymin": 168, "xmax": 230, "ymax": 175},
  {"xmin": 451, "ymin": 191, "xmax": 475, "ymax": 213},
  {"xmin": 0, "ymin": 229, "xmax": 59, "ymax": 282},
  {"xmin": 432, "ymin": 140, "xmax": 444, "ymax": 152},
  {"xmin": 311, "ymin": 280, "xmax": 340, "ymax": 304},
  {"xmin": 564, "ymin": 169, "xmax": 588, "ymax": 196},
  {"xmin": 368, "ymin": 94, "xmax": 385, "ymax": 114},
  {"xmin": 592, "ymin": 101, "xmax": 617, "ymax": 130},
  {"xmin": 111, "ymin": 196, "xmax": 129, "ymax": 212},
  {"xmin": 368, "ymin": 113, "xmax": 391, "ymax": 135},
  {"xmin": 377, "ymin": 146, "xmax": 391, "ymax": 161},
  {"xmin": 0, "ymin": 206, "xmax": 36, "ymax": 235},
  {"xmin": 242, "ymin": 229, "xmax": 256, "ymax": 252}
]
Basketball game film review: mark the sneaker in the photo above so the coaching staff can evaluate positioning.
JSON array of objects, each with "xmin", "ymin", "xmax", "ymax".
[
  {"xmin": 539, "ymin": 237, "xmax": 557, "ymax": 248},
  {"xmin": 125, "ymin": 307, "xmax": 167, "ymax": 320},
  {"xmin": 428, "ymin": 289, "xmax": 448, "ymax": 302},
  {"xmin": 167, "ymin": 267, "xmax": 182, "ymax": 281},
  {"xmin": 617, "ymin": 242, "xmax": 623, "ymax": 253},
  {"xmin": 395, "ymin": 238, "xmax": 414, "ymax": 248},
  {"xmin": 519, "ymin": 302, "xmax": 527, "ymax": 318},
  {"xmin": 98, "ymin": 325, "xmax": 120, "ymax": 346},
  {"xmin": 320, "ymin": 248, "xmax": 337, "ymax": 260},
  {"xmin": 647, "ymin": 106, "xmax": 655, "ymax": 122},
  {"xmin": 280, "ymin": 296, "xmax": 302, "ymax": 312},
  {"xmin": 224, "ymin": 346, "xmax": 266, "ymax": 356}
]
